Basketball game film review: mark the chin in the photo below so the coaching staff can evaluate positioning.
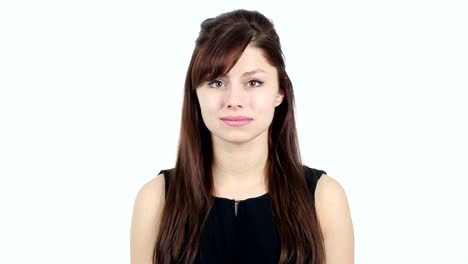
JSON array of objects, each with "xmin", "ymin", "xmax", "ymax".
[{"xmin": 213, "ymin": 132, "xmax": 252, "ymax": 144}]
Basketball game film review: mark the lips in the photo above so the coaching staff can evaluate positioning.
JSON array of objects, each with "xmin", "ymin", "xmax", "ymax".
[
  {"xmin": 220, "ymin": 116, "xmax": 253, "ymax": 127},
  {"xmin": 220, "ymin": 116, "xmax": 253, "ymax": 121}
]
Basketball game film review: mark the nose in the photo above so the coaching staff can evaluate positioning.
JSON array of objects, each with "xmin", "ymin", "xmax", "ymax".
[{"xmin": 224, "ymin": 84, "xmax": 247, "ymax": 109}]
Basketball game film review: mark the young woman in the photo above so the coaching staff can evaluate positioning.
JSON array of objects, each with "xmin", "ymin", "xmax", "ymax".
[{"xmin": 130, "ymin": 9, "xmax": 354, "ymax": 264}]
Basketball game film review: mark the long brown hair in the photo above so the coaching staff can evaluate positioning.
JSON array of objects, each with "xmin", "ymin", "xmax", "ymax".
[{"xmin": 154, "ymin": 9, "xmax": 325, "ymax": 264}]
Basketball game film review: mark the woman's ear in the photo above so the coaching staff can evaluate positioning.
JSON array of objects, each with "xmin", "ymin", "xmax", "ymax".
[{"xmin": 275, "ymin": 88, "xmax": 285, "ymax": 107}]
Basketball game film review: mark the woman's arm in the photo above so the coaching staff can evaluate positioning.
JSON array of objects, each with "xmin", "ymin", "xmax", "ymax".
[
  {"xmin": 130, "ymin": 173, "xmax": 165, "ymax": 264},
  {"xmin": 315, "ymin": 174, "xmax": 355, "ymax": 264}
]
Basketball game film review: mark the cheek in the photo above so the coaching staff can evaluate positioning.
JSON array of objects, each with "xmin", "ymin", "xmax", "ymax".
[
  {"xmin": 254, "ymin": 93, "xmax": 278, "ymax": 111},
  {"xmin": 198, "ymin": 94, "xmax": 220, "ymax": 114}
]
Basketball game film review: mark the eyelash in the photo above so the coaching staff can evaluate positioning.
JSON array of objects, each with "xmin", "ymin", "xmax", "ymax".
[{"xmin": 207, "ymin": 79, "xmax": 264, "ymax": 88}]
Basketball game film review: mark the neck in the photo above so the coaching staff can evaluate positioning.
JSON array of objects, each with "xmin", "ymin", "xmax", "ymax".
[{"xmin": 211, "ymin": 131, "xmax": 269, "ymax": 197}]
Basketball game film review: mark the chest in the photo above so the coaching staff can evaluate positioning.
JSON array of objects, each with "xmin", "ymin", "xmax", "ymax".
[{"xmin": 194, "ymin": 197, "xmax": 281, "ymax": 264}]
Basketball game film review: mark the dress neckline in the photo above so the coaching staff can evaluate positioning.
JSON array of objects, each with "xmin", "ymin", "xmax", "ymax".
[{"xmin": 211, "ymin": 192, "xmax": 270, "ymax": 203}]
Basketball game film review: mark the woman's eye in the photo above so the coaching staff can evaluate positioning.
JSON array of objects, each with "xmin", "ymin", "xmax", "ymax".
[
  {"xmin": 208, "ymin": 80, "xmax": 223, "ymax": 88},
  {"xmin": 247, "ymin": 80, "xmax": 263, "ymax": 87}
]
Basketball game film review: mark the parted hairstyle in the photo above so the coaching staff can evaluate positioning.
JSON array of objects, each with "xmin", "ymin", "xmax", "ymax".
[{"xmin": 153, "ymin": 9, "xmax": 325, "ymax": 264}]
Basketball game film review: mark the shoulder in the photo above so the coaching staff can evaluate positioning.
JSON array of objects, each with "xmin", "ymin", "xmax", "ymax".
[
  {"xmin": 315, "ymin": 173, "xmax": 355, "ymax": 262},
  {"xmin": 315, "ymin": 174, "xmax": 348, "ymax": 209},
  {"xmin": 133, "ymin": 172, "xmax": 166, "ymax": 213},
  {"xmin": 314, "ymin": 174, "xmax": 352, "ymax": 235},
  {"xmin": 130, "ymin": 172, "xmax": 166, "ymax": 263}
]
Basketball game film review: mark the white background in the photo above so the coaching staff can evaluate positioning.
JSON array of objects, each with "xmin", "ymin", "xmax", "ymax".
[{"xmin": 0, "ymin": 0, "xmax": 467, "ymax": 263}]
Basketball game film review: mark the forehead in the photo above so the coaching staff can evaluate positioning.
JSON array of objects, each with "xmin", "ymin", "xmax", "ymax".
[{"xmin": 225, "ymin": 46, "xmax": 277, "ymax": 76}]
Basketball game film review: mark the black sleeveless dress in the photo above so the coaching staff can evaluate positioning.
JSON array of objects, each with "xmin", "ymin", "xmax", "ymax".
[{"xmin": 158, "ymin": 165, "xmax": 326, "ymax": 264}]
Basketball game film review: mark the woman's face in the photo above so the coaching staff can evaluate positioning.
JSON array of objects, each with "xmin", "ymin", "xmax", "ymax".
[{"xmin": 196, "ymin": 45, "xmax": 284, "ymax": 144}]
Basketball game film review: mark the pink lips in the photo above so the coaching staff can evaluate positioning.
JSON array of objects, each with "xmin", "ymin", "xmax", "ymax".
[{"xmin": 220, "ymin": 116, "xmax": 253, "ymax": 127}]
